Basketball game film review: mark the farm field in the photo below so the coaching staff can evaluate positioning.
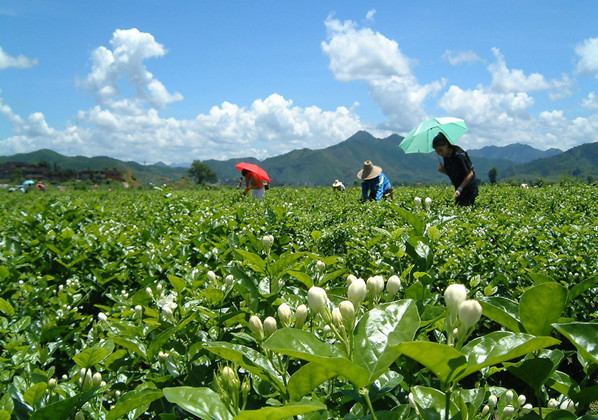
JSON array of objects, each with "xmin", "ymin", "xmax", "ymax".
[{"xmin": 0, "ymin": 185, "xmax": 597, "ymax": 419}]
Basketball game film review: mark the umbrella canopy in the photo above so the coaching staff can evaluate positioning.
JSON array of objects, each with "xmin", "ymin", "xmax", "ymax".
[
  {"xmin": 235, "ymin": 162, "xmax": 271, "ymax": 182},
  {"xmin": 399, "ymin": 117, "xmax": 468, "ymax": 154},
  {"xmin": 23, "ymin": 180, "xmax": 36, "ymax": 185}
]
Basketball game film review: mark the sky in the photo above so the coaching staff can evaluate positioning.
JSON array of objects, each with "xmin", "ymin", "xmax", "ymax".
[{"xmin": 1, "ymin": 1, "xmax": 597, "ymax": 165}]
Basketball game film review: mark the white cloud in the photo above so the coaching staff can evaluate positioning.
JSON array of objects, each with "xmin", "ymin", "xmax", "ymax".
[
  {"xmin": 0, "ymin": 46, "xmax": 37, "ymax": 70},
  {"xmin": 321, "ymin": 15, "xmax": 444, "ymax": 132},
  {"xmin": 443, "ymin": 50, "xmax": 483, "ymax": 66},
  {"xmin": 581, "ymin": 92, "xmax": 598, "ymax": 110},
  {"xmin": 576, "ymin": 37, "xmax": 598, "ymax": 77},
  {"xmin": 365, "ymin": 9, "xmax": 376, "ymax": 22}
]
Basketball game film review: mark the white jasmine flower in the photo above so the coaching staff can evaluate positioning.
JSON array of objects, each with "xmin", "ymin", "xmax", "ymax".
[
  {"xmin": 295, "ymin": 304, "xmax": 308, "ymax": 329},
  {"xmin": 207, "ymin": 271, "xmax": 216, "ymax": 282},
  {"xmin": 386, "ymin": 275, "xmax": 401, "ymax": 296},
  {"xmin": 458, "ymin": 300, "xmax": 482, "ymax": 330},
  {"xmin": 339, "ymin": 300, "xmax": 355, "ymax": 331},
  {"xmin": 424, "ymin": 197, "xmax": 432, "ymax": 208},
  {"xmin": 307, "ymin": 287, "xmax": 328, "ymax": 315},
  {"xmin": 346, "ymin": 274, "xmax": 358, "ymax": 285},
  {"xmin": 277, "ymin": 303, "xmax": 292, "ymax": 327},
  {"xmin": 263, "ymin": 316, "xmax": 277, "ymax": 338},
  {"xmin": 348, "ymin": 278, "xmax": 367, "ymax": 306},
  {"xmin": 488, "ymin": 395, "xmax": 498, "ymax": 407},
  {"xmin": 414, "ymin": 197, "xmax": 422, "ymax": 207},
  {"xmin": 249, "ymin": 315, "xmax": 264, "ymax": 341},
  {"xmin": 444, "ymin": 284, "xmax": 467, "ymax": 318},
  {"xmin": 98, "ymin": 312, "xmax": 108, "ymax": 323},
  {"xmin": 366, "ymin": 275, "xmax": 385, "ymax": 297}
]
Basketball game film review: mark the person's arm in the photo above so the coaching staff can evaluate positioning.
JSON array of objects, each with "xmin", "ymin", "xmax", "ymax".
[
  {"xmin": 361, "ymin": 182, "xmax": 369, "ymax": 200},
  {"xmin": 438, "ymin": 163, "xmax": 447, "ymax": 174},
  {"xmin": 454, "ymin": 170, "xmax": 475, "ymax": 198}
]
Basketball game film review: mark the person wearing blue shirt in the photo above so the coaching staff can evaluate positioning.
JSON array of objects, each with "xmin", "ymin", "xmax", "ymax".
[{"xmin": 357, "ymin": 160, "xmax": 393, "ymax": 201}]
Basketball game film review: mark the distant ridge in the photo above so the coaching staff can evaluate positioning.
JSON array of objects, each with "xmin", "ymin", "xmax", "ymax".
[{"xmin": 469, "ymin": 143, "xmax": 562, "ymax": 163}]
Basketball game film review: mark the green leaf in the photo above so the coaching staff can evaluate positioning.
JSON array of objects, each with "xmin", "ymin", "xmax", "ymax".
[
  {"xmin": 73, "ymin": 347, "xmax": 109, "ymax": 369},
  {"xmin": 519, "ymin": 283, "xmax": 567, "ymax": 336},
  {"xmin": 553, "ymin": 322, "xmax": 598, "ymax": 365},
  {"xmin": 567, "ymin": 274, "xmax": 598, "ymax": 305},
  {"xmin": 163, "ymin": 387, "xmax": 232, "ymax": 420},
  {"xmin": 394, "ymin": 206, "xmax": 425, "ymax": 236},
  {"xmin": 506, "ymin": 357, "xmax": 556, "ymax": 389},
  {"xmin": 270, "ymin": 251, "xmax": 307, "ymax": 276},
  {"xmin": 263, "ymin": 328, "xmax": 369, "ymax": 387},
  {"xmin": 394, "ymin": 332, "xmax": 560, "ymax": 384},
  {"xmin": 286, "ymin": 270, "xmax": 314, "ymax": 288},
  {"xmin": 352, "ymin": 300, "xmax": 420, "ymax": 383},
  {"xmin": 546, "ymin": 370, "xmax": 579, "ymax": 397},
  {"xmin": 30, "ymin": 390, "xmax": 97, "ymax": 420},
  {"xmin": 287, "ymin": 362, "xmax": 337, "ymax": 402},
  {"xmin": 24, "ymin": 383, "xmax": 47, "ymax": 407},
  {"xmin": 544, "ymin": 410, "xmax": 577, "ymax": 420},
  {"xmin": 112, "ymin": 336, "xmax": 147, "ymax": 360},
  {"xmin": 167, "ymin": 275, "xmax": 186, "ymax": 293},
  {"xmin": 234, "ymin": 400, "xmax": 327, "ymax": 420},
  {"xmin": 0, "ymin": 410, "xmax": 10, "ymax": 420},
  {"xmin": 106, "ymin": 389, "xmax": 164, "ymax": 420},
  {"xmin": 235, "ymin": 249, "xmax": 266, "ymax": 272},
  {"xmin": 479, "ymin": 296, "xmax": 522, "ymax": 333},
  {"xmin": 0, "ymin": 266, "xmax": 9, "ymax": 281},
  {"xmin": 203, "ymin": 342, "xmax": 285, "ymax": 392},
  {"xmin": 0, "ymin": 298, "xmax": 14, "ymax": 316},
  {"xmin": 411, "ymin": 386, "xmax": 459, "ymax": 419}
]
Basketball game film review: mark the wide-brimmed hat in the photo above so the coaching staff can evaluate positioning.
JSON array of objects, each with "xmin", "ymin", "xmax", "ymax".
[
  {"xmin": 357, "ymin": 160, "xmax": 382, "ymax": 180},
  {"xmin": 332, "ymin": 179, "xmax": 343, "ymax": 186}
]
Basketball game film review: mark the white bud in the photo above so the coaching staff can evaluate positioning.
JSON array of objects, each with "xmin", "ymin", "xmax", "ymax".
[
  {"xmin": 207, "ymin": 271, "xmax": 216, "ymax": 282},
  {"xmin": 295, "ymin": 304, "xmax": 308, "ymax": 329},
  {"xmin": 444, "ymin": 284, "xmax": 467, "ymax": 317},
  {"xmin": 135, "ymin": 305, "xmax": 143, "ymax": 316},
  {"xmin": 115, "ymin": 390, "xmax": 121, "ymax": 397},
  {"xmin": 249, "ymin": 315, "xmax": 264, "ymax": 341},
  {"xmin": 503, "ymin": 405, "xmax": 514, "ymax": 416},
  {"xmin": 561, "ymin": 399, "xmax": 575, "ymax": 412},
  {"xmin": 98, "ymin": 312, "xmax": 108, "ymax": 322},
  {"xmin": 424, "ymin": 197, "xmax": 432, "ymax": 208},
  {"xmin": 158, "ymin": 351, "xmax": 168, "ymax": 362},
  {"xmin": 517, "ymin": 394, "xmax": 526, "ymax": 406},
  {"xmin": 481, "ymin": 405, "xmax": 490, "ymax": 416},
  {"xmin": 505, "ymin": 390, "xmax": 514, "ymax": 403},
  {"xmin": 547, "ymin": 398, "xmax": 558, "ymax": 409},
  {"xmin": 225, "ymin": 275, "xmax": 234, "ymax": 286},
  {"xmin": 307, "ymin": 287, "xmax": 329, "ymax": 315},
  {"xmin": 92, "ymin": 372, "xmax": 102, "ymax": 387},
  {"xmin": 458, "ymin": 300, "xmax": 482, "ymax": 330},
  {"xmin": 146, "ymin": 287, "xmax": 153, "ymax": 296},
  {"xmin": 316, "ymin": 260, "xmax": 326, "ymax": 272},
  {"xmin": 277, "ymin": 303, "xmax": 292, "ymax": 327},
  {"xmin": 263, "ymin": 316, "xmax": 277, "ymax": 338},
  {"xmin": 386, "ymin": 275, "xmax": 401, "ymax": 296},
  {"xmin": 332, "ymin": 307, "xmax": 343, "ymax": 329},
  {"xmin": 348, "ymin": 278, "xmax": 367, "ymax": 306},
  {"xmin": 162, "ymin": 306, "xmax": 174, "ymax": 321},
  {"xmin": 521, "ymin": 403, "xmax": 533, "ymax": 413},
  {"xmin": 414, "ymin": 197, "xmax": 422, "ymax": 207},
  {"xmin": 488, "ymin": 395, "xmax": 498, "ymax": 407},
  {"xmin": 61, "ymin": 374, "xmax": 68, "ymax": 380},
  {"xmin": 346, "ymin": 274, "xmax": 358, "ymax": 286},
  {"xmin": 262, "ymin": 235, "xmax": 274, "ymax": 250},
  {"xmin": 48, "ymin": 378, "xmax": 57, "ymax": 387},
  {"xmin": 339, "ymin": 300, "xmax": 355, "ymax": 331},
  {"xmin": 156, "ymin": 284, "xmax": 163, "ymax": 293},
  {"xmin": 367, "ymin": 276, "xmax": 385, "ymax": 297}
]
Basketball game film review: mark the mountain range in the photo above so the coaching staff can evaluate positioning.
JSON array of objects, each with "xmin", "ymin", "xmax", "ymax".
[{"xmin": 2, "ymin": 131, "xmax": 597, "ymax": 185}]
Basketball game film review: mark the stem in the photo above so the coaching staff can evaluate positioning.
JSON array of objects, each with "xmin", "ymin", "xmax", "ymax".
[
  {"xmin": 444, "ymin": 385, "xmax": 452, "ymax": 420},
  {"xmin": 361, "ymin": 388, "xmax": 378, "ymax": 420}
]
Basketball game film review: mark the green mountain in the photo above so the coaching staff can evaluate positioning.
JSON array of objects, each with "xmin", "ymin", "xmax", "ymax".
[
  {"xmin": 501, "ymin": 141, "xmax": 598, "ymax": 182},
  {"xmin": 207, "ymin": 131, "xmax": 517, "ymax": 186},
  {"xmin": 0, "ymin": 149, "xmax": 188, "ymax": 184},
  {"xmin": 469, "ymin": 143, "xmax": 562, "ymax": 163}
]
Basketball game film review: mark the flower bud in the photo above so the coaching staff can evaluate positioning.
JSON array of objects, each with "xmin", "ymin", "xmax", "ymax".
[
  {"xmin": 414, "ymin": 197, "xmax": 422, "ymax": 207},
  {"xmin": 98, "ymin": 312, "xmax": 108, "ymax": 323},
  {"xmin": 158, "ymin": 351, "xmax": 168, "ymax": 362},
  {"xmin": 367, "ymin": 276, "xmax": 384, "ymax": 298},
  {"xmin": 263, "ymin": 316, "xmax": 277, "ymax": 338},
  {"xmin": 295, "ymin": 304, "xmax": 308, "ymax": 329},
  {"xmin": 75, "ymin": 412, "xmax": 85, "ymax": 420},
  {"xmin": 458, "ymin": 300, "xmax": 482, "ymax": 330},
  {"xmin": 162, "ymin": 306, "xmax": 174, "ymax": 321},
  {"xmin": 386, "ymin": 275, "xmax": 401, "ymax": 296},
  {"xmin": 135, "ymin": 305, "xmax": 143, "ymax": 316},
  {"xmin": 521, "ymin": 403, "xmax": 533, "ymax": 414},
  {"xmin": 346, "ymin": 274, "xmax": 358, "ymax": 286},
  {"xmin": 146, "ymin": 287, "xmax": 153, "ymax": 296},
  {"xmin": 330, "ymin": 308, "xmax": 342, "ymax": 328},
  {"xmin": 225, "ymin": 275, "xmax": 234, "ymax": 286},
  {"xmin": 249, "ymin": 315, "xmax": 264, "ymax": 341},
  {"xmin": 262, "ymin": 235, "xmax": 274, "ymax": 250},
  {"xmin": 517, "ymin": 394, "xmax": 526, "ymax": 406},
  {"xmin": 221, "ymin": 366, "xmax": 240, "ymax": 392},
  {"xmin": 560, "ymin": 399, "xmax": 575, "ymax": 412},
  {"xmin": 348, "ymin": 278, "xmax": 367, "ymax": 306},
  {"xmin": 48, "ymin": 378, "xmax": 57, "ymax": 387},
  {"xmin": 207, "ymin": 271, "xmax": 216, "ymax": 282},
  {"xmin": 481, "ymin": 405, "xmax": 490, "ymax": 416},
  {"xmin": 503, "ymin": 405, "xmax": 514, "ymax": 416},
  {"xmin": 504, "ymin": 390, "xmax": 514, "ymax": 403},
  {"xmin": 444, "ymin": 284, "xmax": 467, "ymax": 317},
  {"xmin": 339, "ymin": 300, "xmax": 355, "ymax": 331},
  {"xmin": 277, "ymin": 303, "xmax": 292, "ymax": 327},
  {"xmin": 92, "ymin": 372, "xmax": 102, "ymax": 387},
  {"xmin": 156, "ymin": 284, "xmax": 163, "ymax": 293},
  {"xmin": 307, "ymin": 287, "xmax": 329, "ymax": 316},
  {"xmin": 316, "ymin": 260, "xmax": 326, "ymax": 272},
  {"xmin": 488, "ymin": 395, "xmax": 498, "ymax": 407},
  {"xmin": 547, "ymin": 398, "xmax": 558, "ymax": 409},
  {"xmin": 424, "ymin": 197, "xmax": 432, "ymax": 208}
]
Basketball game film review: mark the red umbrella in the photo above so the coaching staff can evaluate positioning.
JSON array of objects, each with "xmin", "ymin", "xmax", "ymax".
[{"xmin": 235, "ymin": 162, "xmax": 271, "ymax": 182}]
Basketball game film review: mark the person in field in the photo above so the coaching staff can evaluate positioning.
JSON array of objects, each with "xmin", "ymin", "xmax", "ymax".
[
  {"xmin": 332, "ymin": 179, "xmax": 345, "ymax": 192},
  {"xmin": 357, "ymin": 160, "xmax": 393, "ymax": 201},
  {"xmin": 433, "ymin": 132, "xmax": 478, "ymax": 206},
  {"xmin": 241, "ymin": 169, "xmax": 265, "ymax": 199}
]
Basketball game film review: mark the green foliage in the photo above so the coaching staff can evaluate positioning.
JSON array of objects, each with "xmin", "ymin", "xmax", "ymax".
[
  {"xmin": 0, "ymin": 185, "xmax": 597, "ymax": 418},
  {"xmin": 188, "ymin": 160, "xmax": 218, "ymax": 184}
]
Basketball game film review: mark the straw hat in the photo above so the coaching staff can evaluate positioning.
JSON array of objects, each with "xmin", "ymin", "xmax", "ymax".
[
  {"xmin": 332, "ymin": 179, "xmax": 343, "ymax": 187},
  {"xmin": 357, "ymin": 160, "xmax": 382, "ymax": 180}
]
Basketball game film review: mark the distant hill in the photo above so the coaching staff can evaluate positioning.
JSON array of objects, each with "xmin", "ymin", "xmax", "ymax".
[
  {"xmin": 0, "ymin": 149, "xmax": 188, "ymax": 184},
  {"xmin": 469, "ymin": 143, "xmax": 562, "ymax": 163},
  {"xmin": 501, "ymin": 141, "xmax": 598, "ymax": 181},
  {"xmin": 206, "ymin": 131, "xmax": 518, "ymax": 186}
]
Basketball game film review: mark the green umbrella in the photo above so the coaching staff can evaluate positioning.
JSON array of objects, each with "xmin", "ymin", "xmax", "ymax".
[{"xmin": 399, "ymin": 117, "xmax": 468, "ymax": 154}]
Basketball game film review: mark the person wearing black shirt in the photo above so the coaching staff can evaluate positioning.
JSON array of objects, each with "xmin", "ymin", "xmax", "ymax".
[{"xmin": 432, "ymin": 132, "xmax": 478, "ymax": 206}]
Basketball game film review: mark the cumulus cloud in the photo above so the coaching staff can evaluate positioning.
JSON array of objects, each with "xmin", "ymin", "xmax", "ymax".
[
  {"xmin": 321, "ymin": 14, "xmax": 444, "ymax": 131},
  {"xmin": 581, "ymin": 92, "xmax": 598, "ymax": 110},
  {"xmin": 576, "ymin": 37, "xmax": 598, "ymax": 77},
  {"xmin": 0, "ymin": 46, "xmax": 37, "ymax": 70},
  {"xmin": 443, "ymin": 50, "xmax": 483, "ymax": 66}
]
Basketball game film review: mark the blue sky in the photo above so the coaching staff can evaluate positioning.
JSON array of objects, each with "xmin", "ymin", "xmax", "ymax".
[{"xmin": 1, "ymin": 1, "xmax": 597, "ymax": 164}]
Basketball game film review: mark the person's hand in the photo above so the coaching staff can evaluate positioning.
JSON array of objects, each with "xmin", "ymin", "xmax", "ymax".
[{"xmin": 454, "ymin": 189, "xmax": 461, "ymax": 198}]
